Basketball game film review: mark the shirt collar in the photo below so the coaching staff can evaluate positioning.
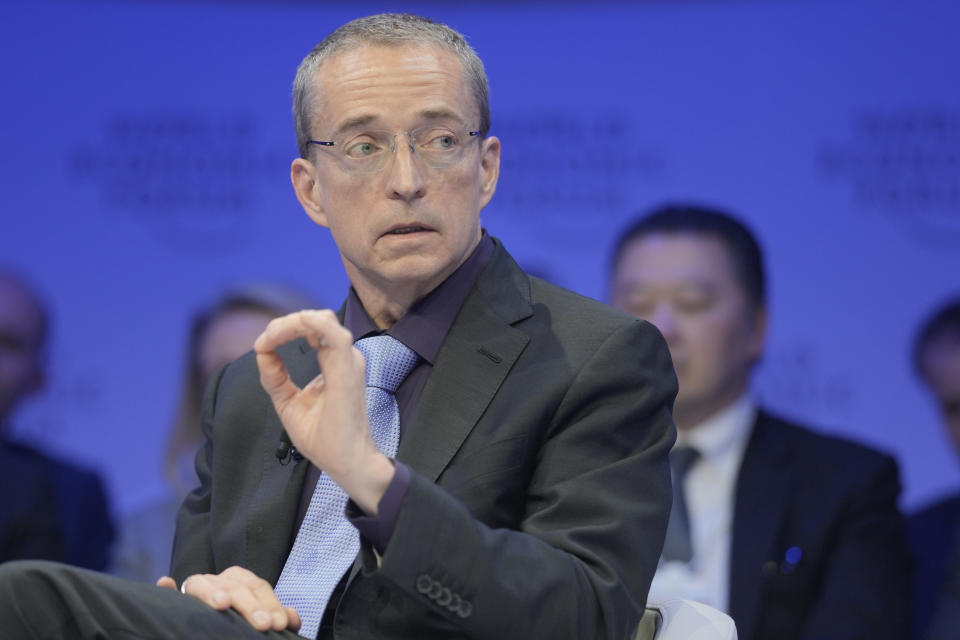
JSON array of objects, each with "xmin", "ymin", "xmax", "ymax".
[{"xmin": 343, "ymin": 231, "xmax": 495, "ymax": 364}]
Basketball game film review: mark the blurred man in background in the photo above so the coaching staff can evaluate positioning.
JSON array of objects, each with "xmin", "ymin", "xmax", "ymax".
[
  {"xmin": 0, "ymin": 270, "xmax": 114, "ymax": 570},
  {"xmin": 608, "ymin": 204, "xmax": 910, "ymax": 640},
  {"xmin": 909, "ymin": 297, "xmax": 960, "ymax": 640},
  {"xmin": 0, "ymin": 439, "xmax": 62, "ymax": 563}
]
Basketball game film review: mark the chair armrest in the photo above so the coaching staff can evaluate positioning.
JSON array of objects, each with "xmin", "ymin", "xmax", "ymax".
[{"xmin": 636, "ymin": 599, "xmax": 737, "ymax": 640}]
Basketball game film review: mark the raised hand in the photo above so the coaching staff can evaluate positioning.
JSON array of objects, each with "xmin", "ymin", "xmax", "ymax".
[{"xmin": 254, "ymin": 309, "xmax": 395, "ymax": 514}]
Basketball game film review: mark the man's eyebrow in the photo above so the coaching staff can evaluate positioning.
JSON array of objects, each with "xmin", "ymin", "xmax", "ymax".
[
  {"xmin": 331, "ymin": 114, "xmax": 379, "ymax": 137},
  {"xmin": 329, "ymin": 109, "xmax": 466, "ymax": 138},
  {"xmin": 417, "ymin": 108, "xmax": 465, "ymax": 124},
  {"xmin": 675, "ymin": 280, "xmax": 719, "ymax": 294}
]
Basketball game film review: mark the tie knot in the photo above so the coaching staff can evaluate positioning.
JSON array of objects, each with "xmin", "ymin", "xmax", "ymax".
[
  {"xmin": 670, "ymin": 446, "xmax": 701, "ymax": 477},
  {"xmin": 355, "ymin": 335, "xmax": 419, "ymax": 394}
]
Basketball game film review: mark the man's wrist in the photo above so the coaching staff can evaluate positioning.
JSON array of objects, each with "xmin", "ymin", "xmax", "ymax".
[{"xmin": 340, "ymin": 451, "xmax": 396, "ymax": 516}]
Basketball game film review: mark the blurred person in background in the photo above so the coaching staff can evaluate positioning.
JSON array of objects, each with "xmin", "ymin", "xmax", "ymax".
[
  {"xmin": 608, "ymin": 204, "xmax": 910, "ymax": 640},
  {"xmin": 110, "ymin": 284, "xmax": 315, "ymax": 582},
  {"xmin": 0, "ymin": 269, "xmax": 113, "ymax": 570},
  {"xmin": 0, "ymin": 440, "xmax": 63, "ymax": 563},
  {"xmin": 908, "ymin": 297, "xmax": 960, "ymax": 640}
]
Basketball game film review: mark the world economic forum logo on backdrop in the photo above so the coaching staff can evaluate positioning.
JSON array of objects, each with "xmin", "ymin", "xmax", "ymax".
[
  {"xmin": 485, "ymin": 112, "xmax": 666, "ymax": 222},
  {"xmin": 819, "ymin": 107, "xmax": 960, "ymax": 249},
  {"xmin": 475, "ymin": 111, "xmax": 668, "ymax": 269},
  {"xmin": 754, "ymin": 341, "xmax": 856, "ymax": 425},
  {"xmin": 493, "ymin": 112, "xmax": 666, "ymax": 210},
  {"xmin": 68, "ymin": 113, "xmax": 290, "ymax": 256}
]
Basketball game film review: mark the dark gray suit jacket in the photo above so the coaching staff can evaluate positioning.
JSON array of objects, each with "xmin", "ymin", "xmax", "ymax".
[
  {"xmin": 171, "ymin": 241, "xmax": 678, "ymax": 640},
  {"xmin": 729, "ymin": 412, "xmax": 910, "ymax": 640}
]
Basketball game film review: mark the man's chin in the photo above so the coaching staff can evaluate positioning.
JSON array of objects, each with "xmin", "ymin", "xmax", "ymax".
[
  {"xmin": 374, "ymin": 255, "xmax": 455, "ymax": 292},
  {"xmin": 671, "ymin": 394, "xmax": 713, "ymax": 430}
]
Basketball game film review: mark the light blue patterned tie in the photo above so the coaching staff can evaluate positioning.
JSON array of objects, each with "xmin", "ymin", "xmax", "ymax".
[{"xmin": 275, "ymin": 335, "xmax": 419, "ymax": 639}]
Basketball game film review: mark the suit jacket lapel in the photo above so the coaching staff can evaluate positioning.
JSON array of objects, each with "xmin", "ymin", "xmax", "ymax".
[
  {"xmin": 729, "ymin": 411, "xmax": 793, "ymax": 640},
  {"xmin": 245, "ymin": 339, "xmax": 316, "ymax": 585},
  {"xmin": 397, "ymin": 243, "xmax": 533, "ymax": 481}
]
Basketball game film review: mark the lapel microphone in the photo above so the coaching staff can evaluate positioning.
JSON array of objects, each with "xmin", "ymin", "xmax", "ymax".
[{"xmin": 275, "ymin": 433, "xmax": 303, "ymax": 465}]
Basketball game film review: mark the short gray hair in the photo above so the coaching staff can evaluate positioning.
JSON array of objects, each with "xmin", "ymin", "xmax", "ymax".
[{"xmin": 292, "ymin": 13, "xmax": 491, "ymax": 159}]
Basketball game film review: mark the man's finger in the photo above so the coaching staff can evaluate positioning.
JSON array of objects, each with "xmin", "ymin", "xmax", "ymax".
[
  {"xmin": 295, "ymin": 309, "xmax": 352, "ymax": 348},
  {"xmin": 256, "ymin": 350, "xmax": 298, "ymax": 404},
  {"xmin": 254, "ymin": 313, "xmax": 309, "ymax": 352},
  {"xmin": 218, "ymin": 567, "xmax": 292, "ymax": 632},
  {"xmin": 220, "ymin": 580, "xmax": 275, "ymax": 631},
  {"xmin": 256, "ymin": 311, "xmax": 360, "ymax": 404},
  {"xmin": 254, "ymin": 310, "xmax": 344, "ymax": 353},
  {"xmin": 178, "ymin": 573, "xmax": 230, "ymax": 610},
  {"xmin": 155, "ymin": 576, "xmax": 176, "ymax": 590},
  {"xmin": 285, "ymin": 606, "xmax": 302, "ymax": 632},
  {"xmin": 250, "ymin": 578, "xmax": 293, "ymax": 631}
]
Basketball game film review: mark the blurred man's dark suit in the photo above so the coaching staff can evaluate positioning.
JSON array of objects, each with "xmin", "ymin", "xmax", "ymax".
[
  {"xmin": 909, "ymin": 493, "xmax": 960, "ymax": 639},
  {"xmin": 0, "ymin": 444, "xmax": 63, "ymax": 563},
  {"xmin": 3, "ymin": 440, "xmax": 114, "ymax": 571},
  {"xmin": 729, "ymin": 412, "xmax": 910, "ymax": 640}
]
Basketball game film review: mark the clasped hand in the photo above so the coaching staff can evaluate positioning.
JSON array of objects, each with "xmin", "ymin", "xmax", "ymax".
[{"xmin": 156, "ymin": 569, "xmax": 301, "ymax": 632}]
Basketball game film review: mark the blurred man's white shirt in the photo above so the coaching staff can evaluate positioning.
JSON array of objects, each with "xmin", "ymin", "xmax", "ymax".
[{"xmin": 648, "ymin": 395, "xmax": 756, "ymax": 613}]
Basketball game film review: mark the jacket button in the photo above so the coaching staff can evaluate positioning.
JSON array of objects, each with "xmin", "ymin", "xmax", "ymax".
[
  {"xmin": 449, "ymin": 593, "xmax": 462, "ymax": 612},
  {"xmin": 437, "ymin": 586, "xmax": 453, "ymax": 607},
  {"xmin": 428, "ymin": 581, "xmax": 443, "ymax": 599},
  {"xmin": 415, "ymin": 574, "xmax": 432, "ymax": 594},
  {"xmin": 457, "ymin": 599, "xmax": 473, "ymax": 619}
]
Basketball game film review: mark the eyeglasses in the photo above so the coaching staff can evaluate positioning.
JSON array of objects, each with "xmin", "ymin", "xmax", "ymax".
[{"xmin": 308, "ymin": 125, "xmax": 481, "ymax": 174}]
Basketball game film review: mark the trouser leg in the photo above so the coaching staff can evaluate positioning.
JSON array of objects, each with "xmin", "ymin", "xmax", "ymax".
[{"xmin": 0, "ymin": 560, "xmax": 302, "ymax": 640}]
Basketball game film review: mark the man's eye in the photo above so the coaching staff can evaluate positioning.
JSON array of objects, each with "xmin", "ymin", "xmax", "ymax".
[
  {"xmin": 943, "ymin": 398, "xmax": 960, "ymax": 419},
  {"xmin": 345, "ymin": 141, "xmax": 380, "ymax": 158},
  {"xmin": 675, "ymin": 298, "xmax": 710, "ymax": 314},
  {"xmin": 0, "ymin": 333, "xmax": 29, "ymax": 355},
  {"xmin": 623, "ymin": 298, "xmax": 653, "ymax": 317},
  {"xmin": 626, "ymin": 305, "xmax": 653, "ymax": 318},
  {"xmin": 423, "ymin": 133, "xmax": 457, "ymax": 150}
]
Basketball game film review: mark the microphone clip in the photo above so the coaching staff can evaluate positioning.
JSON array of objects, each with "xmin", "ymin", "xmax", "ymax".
[{"xmin": 275, "ymin": 437, "xmax": 303, "ymax": 465}]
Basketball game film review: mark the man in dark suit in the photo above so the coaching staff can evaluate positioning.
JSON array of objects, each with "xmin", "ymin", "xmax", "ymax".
[
  {"xmin": 0, "ymin": 445, "xmax": 63, "ymax": 563},
  {"xmin": 0, "ymin": 14, "xmax": 676, "ymax": 639},
  {"xmin": 0, "ymin": 270, "xmax": 114, "ymax": 570},
  {"xmin": 908, "ymin": 297, "xmax": 960, "ymax": 640},
  {"xmin": 608, "ymin": 205, "xmax": 911, "ymax": 640}
]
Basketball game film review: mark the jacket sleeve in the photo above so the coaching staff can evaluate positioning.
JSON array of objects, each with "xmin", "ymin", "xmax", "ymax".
[
  {"xmin": 168, "ymin": 363, "xmax": 227, "ymax": 582},
  {"xmin": 359, "ymin": 319, "xmax": 677, "ymax": 640}
]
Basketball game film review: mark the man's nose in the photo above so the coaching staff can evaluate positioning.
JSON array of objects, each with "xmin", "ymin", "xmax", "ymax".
[
  {"xmin": 384, "ymin": 133, "xmax": 427, "ymax": 202},
  {"xmin": 649, "ymin": 304, "xmax": 679, "ymax": 341}
]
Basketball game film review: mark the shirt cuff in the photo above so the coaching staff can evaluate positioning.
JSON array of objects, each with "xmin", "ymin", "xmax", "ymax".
[{"xmin": 346, "ymin": 461, "xmax": 411, "ymax": 553}]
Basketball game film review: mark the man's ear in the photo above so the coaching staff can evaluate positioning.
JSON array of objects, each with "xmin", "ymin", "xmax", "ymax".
[
  {"xmin": 747, "ymin": 305, "xmax": 769, "ymax": 364},
  {"xmin": 291, "ymin": 157, "xmax": 328, "ymax": 228},
  {"xmin": 477, "ymin": 135, "xmax": 500, "ymax": 210},
  {"xmin": 23, "ymin": 359, "xmax": 45, "ymax": 398}
]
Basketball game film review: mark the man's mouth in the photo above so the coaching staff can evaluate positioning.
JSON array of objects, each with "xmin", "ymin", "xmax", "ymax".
[{"xmin": 385, "ymin": 224, "xmax": 431, "ymax": 235}]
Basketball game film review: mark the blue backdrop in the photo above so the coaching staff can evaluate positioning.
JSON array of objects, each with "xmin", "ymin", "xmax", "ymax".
[{"xmin": 2, "ymin": 0, "xmax": 958, "ymax": 518}]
